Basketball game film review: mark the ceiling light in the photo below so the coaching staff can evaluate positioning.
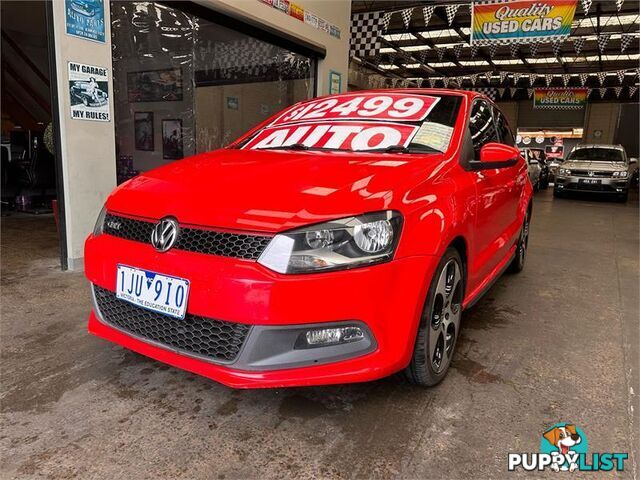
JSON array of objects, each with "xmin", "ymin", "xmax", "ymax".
[{"xmin": 382, "ymin": 33, "xmax": 417, "ymax": 42}]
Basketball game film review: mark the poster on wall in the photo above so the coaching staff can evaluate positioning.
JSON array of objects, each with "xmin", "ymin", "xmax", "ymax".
[
  {"xmin": 534, "ymin": 88, "xmax": 588, "ymax": 109},
  {"xmin": 134, "ymin": 112, "xmax": 154, "ymax": 151},
  {"xmin": 470, "ymin": 0, "xmax": 577, "ymax": 45},
  {"xmin": 162, "ymin": 119, "xmax": 183, "ymax": 160},
  {"xmin": 68, "ymin": 61, "xmax": 110, "ymax": 122},
  {"xmin": 545, "ymin": 145, "xmax": 564, "ymax": 158},
  {"xmin": 127, "ymin": 69, "xmax": 183, "ymax": 103},
  {"xmin": 65, "ymin": 0, "xmax": 105, "ymax": 43},
  {"xmin": 329, "ymin": 71, "xmax": 342, "ymax": 95}
]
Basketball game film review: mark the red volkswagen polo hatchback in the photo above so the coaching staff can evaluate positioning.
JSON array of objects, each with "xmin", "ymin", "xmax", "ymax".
[{"xmin": 86, "ymin": 89, "xmax": 532, "ymax": 388}]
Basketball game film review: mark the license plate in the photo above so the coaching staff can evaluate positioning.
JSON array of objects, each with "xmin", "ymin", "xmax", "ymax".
[
  {"xmin": 116, "ymin": 265, "xmax": 190, "ymax": 319},
  {"xmin": 580, "ymin": 179, "xmax": 600, "ymax": 185}
]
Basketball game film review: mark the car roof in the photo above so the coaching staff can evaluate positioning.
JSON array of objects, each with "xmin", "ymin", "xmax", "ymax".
[
  {"xmin": 574, "ymin": 144, "xmax": 625, "ymax": 150},
  {"xmin": 311, "ymin": 88, "xmax": 486, "ymax": 103}
]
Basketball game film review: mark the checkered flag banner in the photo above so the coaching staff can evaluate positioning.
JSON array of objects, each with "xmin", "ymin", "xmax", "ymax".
[
  {"xmin": 621, "ymin": 34, "xmax": 634, "ymax": 53},
  {"xmin": 629, "ymin": 86, "xmax": 638, "ymax": 98},
  {"xmin": 580, "ymin": 72, "xmax": 589, "ymax": 86},
  {"xmin": 436, "ymin": 47, "xmax": 446, "ymax": 61},
  {"xmin": 529, "ymin": 73, "xmax": 539, "ymax": 86},
  {"xmin": 499, "ymin": 71, "xmax": 508, "ymax": 84},
  {"xmin": 484, "ymin": 71, "xmax": 493, "ymax": 84},
  {"xmin": 400, "ymin": 8, "xmax": 413, "ymax": 29},
  {"xmin": 456, "ymin": 76, "xmax": 465, "ymax": 86},
  {"xmin": 350, "ymin": 11, "xmax": 383, "ymax": 58},
  {"xmin": 573, "ymin": 37, "xmax": 586, "ymax": 55},
  {"xmin": 422, "ymin": 6, "xmax": 435, "ymax": 27},
  {"xmin": 510, "ymin": 43, "xmax": 519, "ymax": 58},
  {"xmin": 616, "ymin": 0, "xmax": 624, "ymax": 11},
  {"xmin": 545, "ymin": 74, "xmax": 554, "ymax": 86},
  {"xmin": 465, "ymin": 87, "xmax": 497, "ymax": 101},
  {"xmin": 381, "ymin": 11, "xmax": 393, "ymax": 32},
  {"xmin": 529, "ymin": 42, "xmax": 539, "ymax": 57},
  {"xmin": 598, "ymin": 34, "xmax": 610, "ymax": 53},
  {"xmin": 597, "ymin": 71, "xmax": 607, "ymax": 85},
  {"xmin": 469, "ymin": 73, "xmax": 479, "ymax": 86},
  {"xmin": 512, "ymin": 72, "xmax": 523, "ymax": 85},
  {"xmin": 497, "ymin": 88, "xmax": 505, "ymax": 99},
  {"xmin": 443, "ymin": 77, "xmax": 451, "ymax": 88},
  {"xmin": 552, "ymin": 39, "xmax": 563, "ymax": 57},
  {"xmin": 453, "ymin": 43, "xmax": 464, "ymax": 58},
  {"xmin": 616, "ymin": 69, "xmax": 626, "ymax": 83},
  {"xmin": 417, "ymin": 78, "xmax": 425, "ymax": 87},
  {"xmin": 444, "ymin": 4, "xmax": 460, "ymax": 26},
  {"xmin": 509, "ymin": 87, "xmax": 518, "ymax": 98},
  {"xmin": 598, "ymin": 87, "xmax": 607, "ymax": 99},
  {"xmin": 527, "ymin": 88, "xmax": 534, "ymax": 99},
  {"xmin": 419, "ymin": 49, "xmax": 429, "ymax": 64},
  {"xmin": 471, "ymin": 44, "xmax": 480, "ymax": 57},
  {"xmin": 428, "ymin": 77, "xmax": 438, "ymax": 88},
  {"xmin": 488, "ymin": 43, "xmax": 499, "ymax": 58},
  {"xmin": 580, "ymin": 0, "xmax": 592, "ymax": 16},
  {"xmin": 614, "ymin": 86, "xmax": 623, "ymax": 98}
]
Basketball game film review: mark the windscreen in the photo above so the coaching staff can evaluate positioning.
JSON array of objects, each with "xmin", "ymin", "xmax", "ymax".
[
  {"xmin": 568, "ymin": 147, "xmax": 624, "ymax": 162},
  {"xmin": 241, "ymin": 93, "xmax": 462, "ymax": 153}
]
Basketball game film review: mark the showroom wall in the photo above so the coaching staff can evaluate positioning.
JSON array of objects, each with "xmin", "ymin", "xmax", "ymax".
[{"xmin": 51, "ymin": 0, "xmax": 351, "ymax": 271}]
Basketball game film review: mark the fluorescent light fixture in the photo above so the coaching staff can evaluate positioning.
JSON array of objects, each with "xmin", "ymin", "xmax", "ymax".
[
  {"xmin": 401, "ymin": 45, "xmax": 431, "ymax": 52},
  {"xmin": 403, "ymin": 63, "xmax": 422, "ymax": 68},
  {"xmin": 379, "ymin": 64, "xmax": 399, "ymax": 70},
  {"xmin": 492, "ymin": 59, "xmax": 524, "ymax": 65},
  {"xmin": 427, "ymin": 62, "xmax": 457, "ymax": 67},
  {"xmin": 382, "ymin": 33, "xmax": 417, "ymax": 41},
  {"xmin": 459, "ymin": 60, "xmax": 490, "ymax": 66}
]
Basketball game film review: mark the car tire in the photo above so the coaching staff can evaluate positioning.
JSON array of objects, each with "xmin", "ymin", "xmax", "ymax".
[
  {"xmin": 533, "ymin": 180, "xmax": 540, "ymax": 192},
  {"xmin": 553, "ymin": 188, "xmax": 563, "ymax": 198},
  {"xmin": 405, "ymin": 247, "xmax": 464, "ymax": 387},
  {"xmin": 508, "ymin": 213, "xmax": 529, "ymax": 274},
  {"xmin": 617, "ymin": 191, "xmax": 628, "ymax": 202},
  {"xmin": 540, "ymin": 178, "xmax": 549, "ymax": 190}
]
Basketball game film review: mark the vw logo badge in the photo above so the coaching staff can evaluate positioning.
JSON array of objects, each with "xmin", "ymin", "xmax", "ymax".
[
  {"xmin": 588, "ymin": 171, "xmax": 594, "ymax": 177},
  {"xmin": 151, "ymin": 217, "xmax": 179, "ymax": 252}
]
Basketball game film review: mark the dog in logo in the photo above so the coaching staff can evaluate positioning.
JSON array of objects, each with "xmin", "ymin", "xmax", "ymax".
[{"xmin": 543, "ymin": 424, "xmax": 582, "ymax": 472}]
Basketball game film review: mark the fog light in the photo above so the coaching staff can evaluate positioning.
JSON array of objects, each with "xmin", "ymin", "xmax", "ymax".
[{"xmin": 295, "ymin": 326, "xmax": 365, "ymax": 349}]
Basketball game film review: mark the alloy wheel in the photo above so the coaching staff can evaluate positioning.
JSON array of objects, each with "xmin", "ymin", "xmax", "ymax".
[{"xmin": 429, "ymin": 259, "xmax": 463, "ymax": 373}]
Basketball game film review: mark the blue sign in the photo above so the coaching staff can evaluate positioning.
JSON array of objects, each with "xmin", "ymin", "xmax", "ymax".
[{"xmin": 65, "ymin": 0, "xmax": 105, "ymax": 43}]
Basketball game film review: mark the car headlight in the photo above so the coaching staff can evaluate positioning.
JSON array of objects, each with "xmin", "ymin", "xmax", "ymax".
[
  {"xmin": 613, "ymin": 171, "xmax": 628, "ymax": 178},
  {"xmin": 257, "ymin": 211, "xmax": 402, "ymax": 274},
  {"xmin": 93, "ymin": 204, "xmax": 107, "ymax": 236},
  {"xmin": 558, "ymin": 168, "xmax": 571, "ymax": 176}
]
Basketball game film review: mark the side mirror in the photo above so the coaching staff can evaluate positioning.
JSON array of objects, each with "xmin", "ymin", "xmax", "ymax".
[
  {"xmin": 471, "ymin": 143, "xmax": 520, "ymax": 170},
  {"xmin": 630, "ymin": 158, "xmax": 638, "ymax": 164}
]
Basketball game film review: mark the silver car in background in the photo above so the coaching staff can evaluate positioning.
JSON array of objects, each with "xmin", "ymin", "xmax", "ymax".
[{"xmin": 554, "ymin": 144, "xmax": 638, "ymax": 202}]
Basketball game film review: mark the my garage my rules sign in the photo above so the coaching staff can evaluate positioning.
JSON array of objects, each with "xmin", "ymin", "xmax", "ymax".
[
  {"xmin": 470, "ymin": 0, "xmax": 577, "ymax": 45},
  {"xmin": 68, "ymin": 62, "xmax": 110, "ymax": 122}
]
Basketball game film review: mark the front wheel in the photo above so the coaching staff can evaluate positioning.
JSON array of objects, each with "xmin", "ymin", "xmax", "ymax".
[{"xmin": 405, "ymin": 248, "xmax": 464, "ymax": 387}]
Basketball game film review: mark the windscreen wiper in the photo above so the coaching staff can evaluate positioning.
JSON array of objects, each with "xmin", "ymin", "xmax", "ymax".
[
  {"xmin": 255, "ymin": 144, "xmax": 353, "ymax": 152},
  {"xmin": 365, "ymin": 144, "xmax": 442, "ymax": 154}
]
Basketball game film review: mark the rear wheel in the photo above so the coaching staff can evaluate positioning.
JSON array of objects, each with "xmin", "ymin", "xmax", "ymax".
[
  {"xmin": 405, "ymin": 248, "xmax": 464, "ymax": 387},
  {"xmin": 508, "ymin": 213, "xmax": 529, "ymax": 273}
]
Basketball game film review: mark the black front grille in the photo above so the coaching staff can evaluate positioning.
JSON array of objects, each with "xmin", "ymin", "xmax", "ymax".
[
  {"xmin": 94, "ymin": 285, "xmax": 251, "ymax": 362},
  {"xmin": 103, "ymin": 213, "xmax": 271, "ymax": 260},
  {"xmin": 571, "ymin": 170, "xmax": 612, "ymax": 178}
]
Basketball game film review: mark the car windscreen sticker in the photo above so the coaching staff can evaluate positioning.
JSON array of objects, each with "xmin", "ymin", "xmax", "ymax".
[
  {"xmin": 270, "ymin": 93, "xmax": 440, "ymax": 126},
  {"xmin": 243, "ymin": 121, "xmax": 420, "ymax": 151}
]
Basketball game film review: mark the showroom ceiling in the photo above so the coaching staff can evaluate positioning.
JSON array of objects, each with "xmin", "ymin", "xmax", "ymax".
[{"xmin": 349, "ymin": 0, "xmax": 640, "ymax": 98}]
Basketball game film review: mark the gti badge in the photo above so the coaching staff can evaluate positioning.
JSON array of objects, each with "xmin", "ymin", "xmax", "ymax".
[
  {"xmin": 151, "ymin": 217, "xmax": 179, "ymax": 252},
  {"xmin": 106, "ymin": 220, "xmax": 121, "ymax": 230}
]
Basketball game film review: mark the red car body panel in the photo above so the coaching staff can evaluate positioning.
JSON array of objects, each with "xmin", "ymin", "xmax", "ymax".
[{"xmin": 85, "ymin": 89, "xmax": 532, "ymax": 388}]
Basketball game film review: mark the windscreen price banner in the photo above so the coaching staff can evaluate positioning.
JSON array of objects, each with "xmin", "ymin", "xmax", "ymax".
[
  {"xmin": 534, "ymin": 88, "xmax": 588, "ymax": 109},
  {"xmin": 244, "ymin": 121, "xmax": 419, "ymax": 151},
  {"xmin": 470, "ymin": 0, "xmax": 577, "ymax": 45},
  {"xmin": 271, "ymin": 93, "xmax": 440, "ymax": 126},
  {"xmin": 68, "ymin": 62, "xmax": 110, "ymax": 122}
]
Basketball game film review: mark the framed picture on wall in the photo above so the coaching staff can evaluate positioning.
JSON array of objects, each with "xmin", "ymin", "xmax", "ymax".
[
  {"xmin": 162, "ymin": 119, "xmax": 183, "ymax": 160},
  {"xmin": 127, "ymin": 68, "xmax": 183, "ymax": 102},
  {"xmin": 134, "ymin": 112, "xmax": 154, "ymax": 151}
]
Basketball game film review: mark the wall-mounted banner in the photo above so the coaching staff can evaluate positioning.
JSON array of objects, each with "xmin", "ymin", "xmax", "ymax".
[
  {"xmin": 470, "ymin": 0, "xmax": 577, "ymax": 45},
  {"xmin": 534, "ymin": 88, "xmax": 588, "ymax": 109},
  {"xmin": 68, "ymin": 62, "xmax": 110, "ymax": 121},
  {"xmin": 65, "ymin": 0, "xmax": 105, "ymax": 43},
  {"xmin": 258, "ymin": 0, "xmax": 341, "ymax": 39}
]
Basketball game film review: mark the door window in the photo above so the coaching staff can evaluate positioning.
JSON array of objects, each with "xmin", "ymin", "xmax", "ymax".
[
  {"xmin": 468, "ymin": 100, "xmax": 498, "ymax": 158},
  {"xmin": 494, "ymin": 109, "xmax": 515, "ymax": 146}
]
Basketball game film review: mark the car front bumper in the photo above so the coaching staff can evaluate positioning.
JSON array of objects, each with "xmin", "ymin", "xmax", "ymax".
[
  {"xmin": 554, "ymin": 175, "xmax": 629, "ymax": 193},
  {"xmin": 85, "ymin": 233, "xmax": 437, "ymax": 388}
]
